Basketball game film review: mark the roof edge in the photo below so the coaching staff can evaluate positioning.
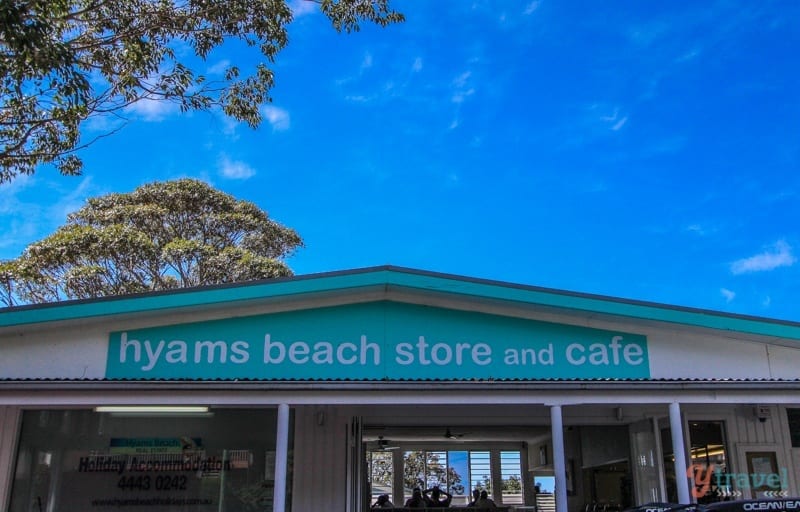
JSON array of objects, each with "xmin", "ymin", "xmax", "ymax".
[{"xmin": 2, "ymin": 265, "xmax": 800, "ymax": 341}]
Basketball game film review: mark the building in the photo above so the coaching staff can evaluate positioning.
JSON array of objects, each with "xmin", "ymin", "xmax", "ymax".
[{"xmin": 1, "ymin": 266, "xmax": 799, "ymax": 512}]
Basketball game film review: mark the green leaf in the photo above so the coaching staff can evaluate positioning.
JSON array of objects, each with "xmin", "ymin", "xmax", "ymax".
[{"xmin": 0, "ymin": 0, "xmax": 402, "ymax": 183}]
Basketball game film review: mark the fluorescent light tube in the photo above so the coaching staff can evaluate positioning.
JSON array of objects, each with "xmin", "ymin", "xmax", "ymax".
[{"xmin": 95, "ymin": 406, "xmax": 209, "ymax": 414}]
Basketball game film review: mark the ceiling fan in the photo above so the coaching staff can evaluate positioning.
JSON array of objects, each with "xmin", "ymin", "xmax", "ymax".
[
  {"xmin": 444, "ymin": 427, "xmax": 468, "ymax": 440},
  {"xmin": 377, "ymin": 436, "xmax": 400, "ymax": 451}
]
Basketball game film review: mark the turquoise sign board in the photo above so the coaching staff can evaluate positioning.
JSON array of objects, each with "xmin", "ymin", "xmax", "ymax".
[{"xmin": 106, "ymin": 302, "xmax": 650, "ymax": 380}]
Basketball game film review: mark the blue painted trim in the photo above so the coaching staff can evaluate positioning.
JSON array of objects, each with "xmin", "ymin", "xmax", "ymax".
[{"xmin": 2, "ymin": 266, "xmax": 800, "ymax": 341}]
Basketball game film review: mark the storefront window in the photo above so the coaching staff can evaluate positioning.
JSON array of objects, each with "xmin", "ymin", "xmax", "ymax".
[
  {"xmin": 688, "ymin": 421, "xmax": 728, "ymax": 504},
  {"xmin": 402, "ymin": 450, "xmax": 466, "ymax": 498},
  {"xmin": 500, "ymin": 451, "xmax": 523, "ymax": 505},
  {"xmin": 469, "ymin": 450, "xmax": 492, "ymax": 495},
  {"xmin": 369, "ymin": 450, "xmax": 394, "ymax": 504},
  {"xmin": 9, "ymin": 408, "xmax": 289, "ymax": 512}
]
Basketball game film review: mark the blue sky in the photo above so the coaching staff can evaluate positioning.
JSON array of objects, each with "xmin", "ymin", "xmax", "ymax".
[{"xmin": 2, "ymin": 1, "xmax": 799, "ymax": 321}]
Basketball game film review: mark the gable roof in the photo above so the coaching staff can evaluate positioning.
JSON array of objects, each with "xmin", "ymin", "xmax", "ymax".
[{"xmin": 2, "ymin": 265, "xmax": 800, "ymax": 342}]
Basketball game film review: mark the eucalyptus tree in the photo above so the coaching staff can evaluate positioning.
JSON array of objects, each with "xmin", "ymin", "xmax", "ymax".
[
  {"xmin": 402, "ymin": 451, "xmax": 465, "ymax": 495},
  {"xmin": 0, "ymin": 0, "xmax": 403, "ymax": 183},
  {"xmin": 0, "ymin": 178, "xmax": 302, "ymax": 305}
]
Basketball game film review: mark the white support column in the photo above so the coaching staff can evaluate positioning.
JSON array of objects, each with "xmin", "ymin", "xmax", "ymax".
[
  {"xmin": 669, "ymin": 402, "xmax": 691, "ymax": 504},
  {"xmin": 274, "ymin": 403, "xmax": 290, "ymax": 512},
  {"xmin": 551, "ymin": 405, "xmax": 568, "ymax": 512}
]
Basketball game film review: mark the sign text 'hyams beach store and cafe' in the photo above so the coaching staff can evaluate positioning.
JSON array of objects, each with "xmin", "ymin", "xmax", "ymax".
[{"xmin": 108, "ymin": 302, "xmax": 650, "ymax": 380}]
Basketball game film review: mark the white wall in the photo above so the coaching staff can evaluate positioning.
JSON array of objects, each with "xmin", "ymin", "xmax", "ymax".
[
  {"xmin": 647, "ymin": 331, "xmax": 800, "ymax": 380},
  {"xmin": 766, "ymin": 346, "xmax": 800, "ymax": 380},
  {"xmin": 291, "ymin": 405, "xmax": 352, "ymax": 512},
  {"xmin": 0, "ymin": 325, "xmax": 108, "ymax": 379}
]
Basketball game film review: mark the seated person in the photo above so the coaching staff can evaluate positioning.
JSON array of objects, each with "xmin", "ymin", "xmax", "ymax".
[
  {"xmin": 475, "ymin": 490, "xmax": 497, "ymax": 510},
  {"xmin": 372, "ymin": 494, "xmax": 394, "ymax": 509},
  {"xmin": 405, "ymin": 487, "xmax": 427, "ymax": 508},
  {"xmin": 467, "ymin": 489, "xmax": 481, "ymax": 507},
  {"xmin": 424, "ymin": 486, "xmax": 453, "ymax": 508}
]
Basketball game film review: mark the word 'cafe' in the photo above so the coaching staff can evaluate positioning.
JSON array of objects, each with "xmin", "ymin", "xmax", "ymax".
[{"xmin": 1, "ymin": 266, "xmax": 800, "ymax": 512}]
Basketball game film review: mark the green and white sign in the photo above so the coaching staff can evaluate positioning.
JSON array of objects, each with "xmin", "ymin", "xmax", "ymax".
[{"xmin": 107, "ymin": 302, "xmax": 649, "ymax": 380}]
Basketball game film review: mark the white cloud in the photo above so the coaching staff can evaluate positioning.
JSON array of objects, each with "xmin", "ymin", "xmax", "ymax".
[
  {"xmin": 0, "ymin": 174, "xmax": 33, "ymax": 215},
  {"xmin": 207, "ymin": 107, "xmax": 241, "ymax": 140},
  {"xmin": 452, "ymin": 88, "xmax": 475, "ymax": 104},
  {"xmin": 686, "ymin": 224, "xmax": 705, "ymax": 235},
  {"xmin": 453, "ymin": 71, "xmax": 472, "ymax": 88},
  {"xmin": 412, "ymin": 57, "xmax": 423, "ymax": 72},
  {"xmin": 289, "ymin": 0, "xmax": 317, "ymax": 17},
  {"xmin": 524, "ymin": 1, "xmax": 541, "ymax": 15},
  {"xmin": 344, "ymin": 94, "xmax": 373, "ymax": 103},
  {"xmin": 335, "ymin": 52, "xmax": 375, "ymax": 88},
  {"xmin": 49, "ymin": 176, "xmax": 94, "ymax": 223},
  {"xmin": 600, "ymin": 107, "xmax": 628, "ymax": 131},
  {"xmin": 611, "ymin": 116, "xmax": 628, "ymax": 131},
  {"xmin": 218, "ymin": 155, "xmax": 256, "ymax": 180},
  {"xmin": 720, "ymin": 288, "xmax": 736, "ymax": 302},
  {"xmin": 261, "ymin": 105, "xmax": 291, "ymax": 131},
  {"xmin": 686, "ymin": 223, "xmax": 718, "ymax": 237},
  {"xmin": 221, "ymin": 115, "xmax": 240, "ymax": 139},
  {"xmin": 0, "ymin": 176, "xmax": 99, "ymax": 258},
  {"xmin": 82, "ymin": 113, "xmax": 126, "ymax": 134},
  {"xmin": 361, "ymin": 53, "xmax": 373, "ymax": 70},
  {"xmin": 207, "ymin": 59, "xmax": 231, "ymax": 76},
  {"xmin": 730, "ymin": 240, "xmax": 796, "ymax": 275},
  {"xmin": 676, "ymin": 48, "xmax": 701, "ymax": 63},
  {"xmin": 125, "ymin": 97, "xmax": 178, "ymax": 122},
  {"xmin": 451, "ymin": 71, "xmax": 475, "ymax": 104},
  {"xmin": 0, "ymin": 177, "xmax": 38, "ymax": 254}
]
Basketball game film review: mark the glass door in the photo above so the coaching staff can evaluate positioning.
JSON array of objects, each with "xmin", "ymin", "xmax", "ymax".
[{"xmin": 630, "ymin": 418, "xmax": 666, "ymax": 505}]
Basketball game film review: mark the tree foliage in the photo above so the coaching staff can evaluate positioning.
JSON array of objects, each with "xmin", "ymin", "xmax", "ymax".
[
  {"xmin": 403, "ymin": 450, "xmax": 464, "ymax": 495},
  {"xmin": 503, "ymin": 475, "xmax": 522, "ymax": 493},
  {"xmin": 0, "ymin": 0, "xmax": 403, "ymax": 182},
  {"xmin": 0, "ymin": 178, "xmax": 303, "ymax": 305},
  {"xmin": 369, "ymin": 450, "xmax": 394, "ymax": 490},
  {"xmin": 368, "ymin": 449, "xmax": 466, "ymax": 497}
]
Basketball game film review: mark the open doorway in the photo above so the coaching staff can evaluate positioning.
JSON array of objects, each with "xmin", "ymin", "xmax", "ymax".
[
  {"xmin": 578, "ymin": 425, "xmax": 633, "ymax": 511},
  {"xmin": 364, "ymin": 426, "xmax": 530, "ymax": 509}
]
